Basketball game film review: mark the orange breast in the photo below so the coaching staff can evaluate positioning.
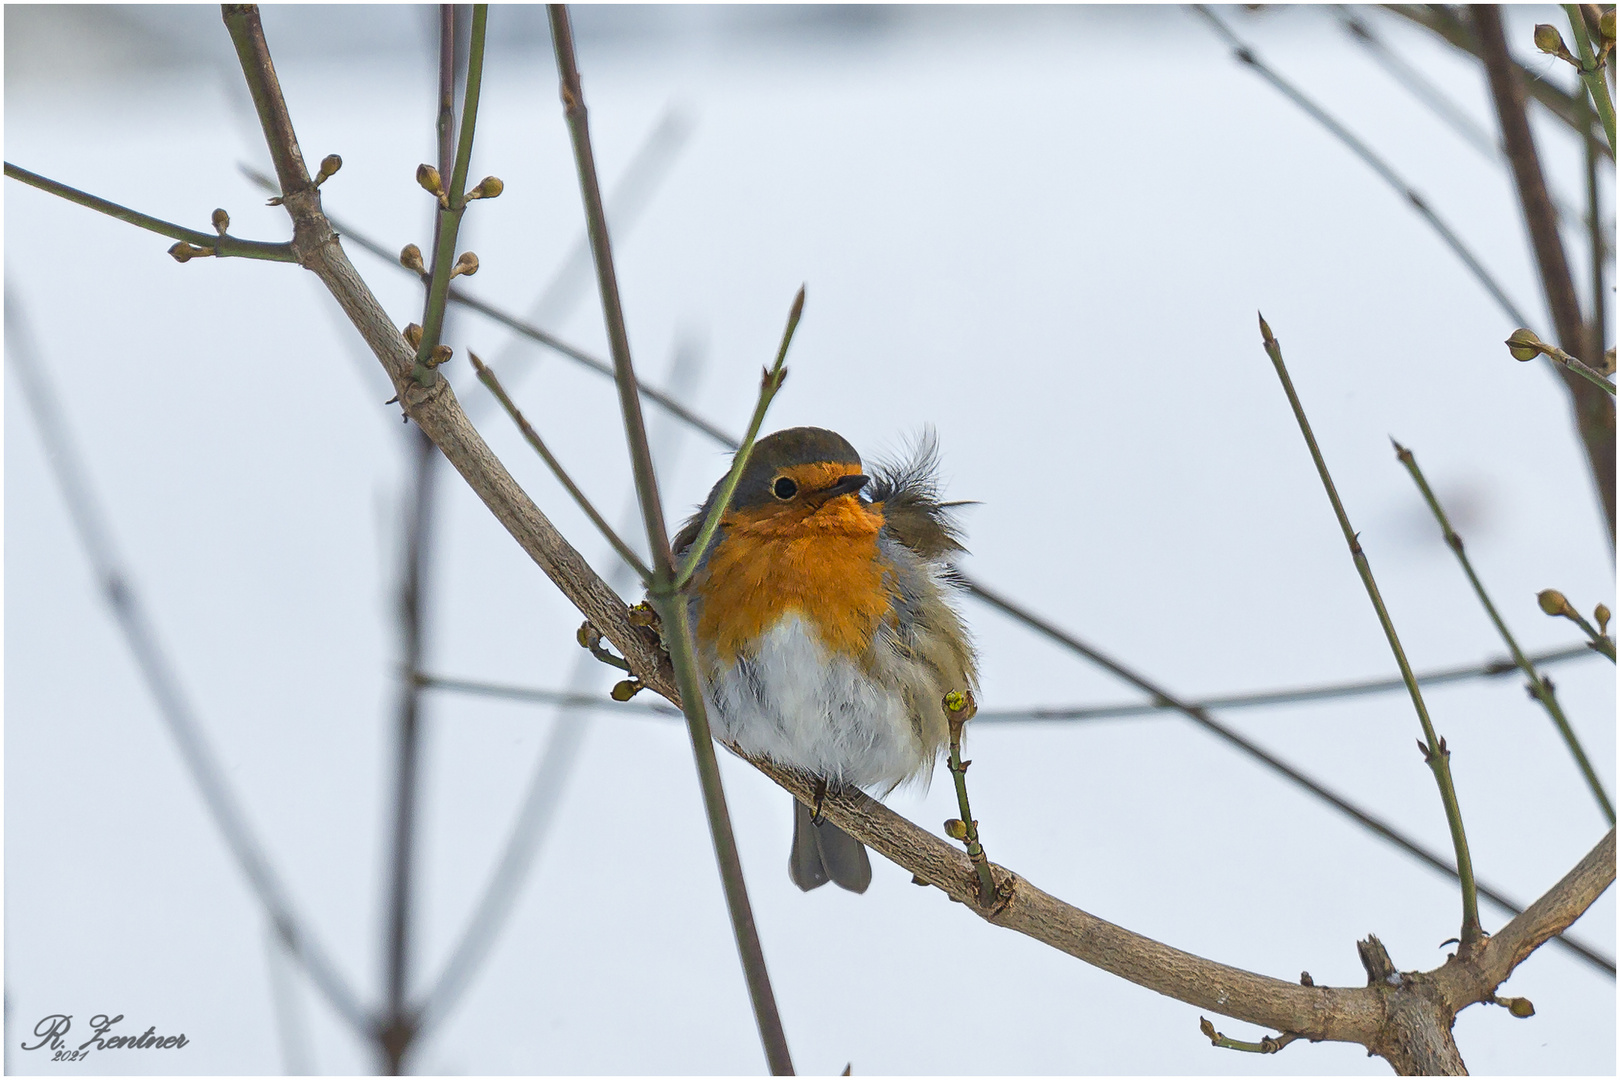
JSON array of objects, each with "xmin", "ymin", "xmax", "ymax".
[{"xmin": 694, "ymin": 495, "xmax": 892, "ymax": 665}]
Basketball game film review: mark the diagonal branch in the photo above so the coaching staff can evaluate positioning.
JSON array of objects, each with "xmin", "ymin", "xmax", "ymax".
[
  {"xmin": 1473, "ymin": 5, "xmax": 1617, "ymax": 544},
  {"xmin": 5, "ymin": 162, "xmax": 296, "ymax": 261}
]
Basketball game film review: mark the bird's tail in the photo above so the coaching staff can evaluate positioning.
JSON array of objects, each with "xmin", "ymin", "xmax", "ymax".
[{"xmin": 788, "ymin": 799, "xmax": 872, "ymax": 893}]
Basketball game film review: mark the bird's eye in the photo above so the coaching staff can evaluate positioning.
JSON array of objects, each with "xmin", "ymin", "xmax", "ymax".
[{"xmin": 772, "ymin": 477, "xmax": 798, "ymax": 500}]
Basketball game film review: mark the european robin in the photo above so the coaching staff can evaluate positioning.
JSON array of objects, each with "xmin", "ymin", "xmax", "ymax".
[{"xmin": 672, "ymin": 426, "xmax": 977, "ymax": 892}]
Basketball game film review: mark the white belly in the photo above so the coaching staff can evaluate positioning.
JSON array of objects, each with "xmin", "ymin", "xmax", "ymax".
[{"xmin": 704, "ymin": 615, "xmax": 924, "ymax": 790}]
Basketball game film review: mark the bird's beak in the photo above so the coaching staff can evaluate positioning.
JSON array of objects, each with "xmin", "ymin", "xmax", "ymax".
[{"xmin": 807, "ymin": 473, "xmax": 869, "ymax": 505}]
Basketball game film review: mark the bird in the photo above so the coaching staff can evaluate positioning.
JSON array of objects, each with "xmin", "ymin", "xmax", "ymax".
[{"xmin": 672, "ymin": 426, "xmax": 977, "ymax": 892}]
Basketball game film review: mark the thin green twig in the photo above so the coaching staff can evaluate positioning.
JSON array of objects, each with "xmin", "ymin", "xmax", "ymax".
[
  {"xmin": 1259, "ymin": 313, "xmax": 1482, "ymax": 950},
  {"xmin": 4, "ymin": 162, "xmax": 296, "ymax": 262},
  {"xmin": 1541, "ymin": 590, "xmax": 1619, "ymax": 661},
  {"xmin": 671, "ymin": 287, "xmax": 803, "ymax": 589},
  {"xmin": 1194, "ymin": 6, "xmax": 1533, "ymax": 330},
  {"xmin": 413, "ymin": 4, "xmax": 488, "ymax": 386},
  {"xmin": 1395, "ymin": 440, "xmax": 1613, "ymax": 823},
  {"xmin": 1566, "ymin": 4, "xmax": 1617, "ymax": 153},
  {"xmin": 1199, "ymin": 1017, "xmax": 1300, "ymax": 1055},
  {"xmin": 943, "ymin": 690, "xmax": 997, "ymax": 906},
  {"xmin": 471, "ymin": 353, "xmax": 653, "ymax": 582},
  {"xmin": 548, "ymin": 6, "xmax": 793, "ymax": 1074},
  {"xmin": 419, "ymin": 643, "xmax": 1602, "ymax": 723}
]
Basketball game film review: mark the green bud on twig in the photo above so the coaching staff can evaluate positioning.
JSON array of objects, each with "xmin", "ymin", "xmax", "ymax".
[
  {"xmin": 416, "ymin": 163, "xmax": 444, "ymax": 197},
  {"xmin": 1534, "ymin": 23, "xmax": 1575, "ymax": 62},
  {"xmin": 400, "ymin": 244, "xmax": 425, "ymax": 273},
  {"xmin": 1505, "ymin": 327, "xmax": 1545, "ymax": 361},
  {"xmin": 1600, "ymin": 7, "xmax": 1615, "ymax": 44},
  {"xmin": 465, "ymin": 175, "xmax": 505, "ymax": 200},
  {"xmin": 1596, "ymin": 604, "xmax": 1611, "ymax": 636},
  {"xmin": 1538, "ymin": 589, "xmax": 1574, "ymax": 618},
  {"xmin": 450, "ymin": 251, "xmax": 480, "ymax": 278},
  {"xmin": 167, "ymin": 241, "xmax": 214, "ymax": 263},
  {"xmin": 611, "ymin": 678, "xmax": 644, "ymax": 701},
  {"xmin": 211, "ymin": 208, "xmax": 230, "ymax": 236},
  {"xmin": 1500, "ymin": 996, "xmax": 1535, "ymax": 1018},
  {"xmin": 315, "ymin": 154, "xmax": 342, "ymax": 186},
  {"xmin": 943, "ymin": 818, "xmax": 969, "ymax": 840}
]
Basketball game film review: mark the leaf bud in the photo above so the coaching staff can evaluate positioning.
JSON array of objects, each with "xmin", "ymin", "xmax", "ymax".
[
  {"xmin": 416, "ymin": 163, "xmax": 444, "ymax": 196},
  {"xmin": 211, "ymin": 208, "xmax": 230, "ymax": 235},
  {"xmin": 167, "ymin": 241, "xmax": 214, "ymax": 263},
  {"xmin": 1537, "ymin": 589, "xmax": 1573, "ymax": 617},
  {"xmin": 466, "ymin": 175, "xmax": 505, "ymax": 200},
  {"xmin": 1504, "ymin": 996, "xmax": 1535, "ymax": 1018},
  {"xmin": 315, "ymin": 154, "xmax": 343, "ymax": 185},
  {"xmin": 1595, "ymin": 603, "xmax": 1610, "ymax": 636},
  {"xmin": 943, "ymin": 818, "xmax": 969, "ymax": 841},
  {"xmin": 1505, "ymin": 328, "xmax": 1544, "ymax": 361},
  {"xmin": 450, "ymin": 251, "xmax": 480, "ymax": 278},
  {"xmin": 402, "ymin": 322, "xmax": 424, "ymax": 348},
  {"xmin": 399, "ymin": 244, "xmax": 425, "ymax": 273},
  {"xmin": 429, "ymin": 344, "xmax": 453, "ymax": 367},
  {"xmin": 1602, "ymin": 7, "xmax": 1616, "ymax": 43},
  {"xmin": 1533, "ymin": 23, "xmax": 1567, "ymax": 55},
  {"xmin": 610, "ymin": 679, "xmax": 643, "ymax": 702}
]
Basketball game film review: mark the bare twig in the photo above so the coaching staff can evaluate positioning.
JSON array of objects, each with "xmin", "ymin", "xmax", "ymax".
[
  {"xmin": 1565, "ymin": 3, "xmax": 1617, "ymax": 151},
  {"xmin": 943, "ymin": 691, "xmax": 996, "ymax": 905},
  {"xmin": 414, "ymin": 643, "xmax": 1600, "ymax": 723},
  {"xmin": 1382, "ymin": 3, "xmax": 1612, "ymax": 159},
  {"xmin": 973, "ymin": 644, "xmax": 1600, "ymax": 721},
  {"xmin": 1394, "ymin": 440, "xmax": 1613, "ymax": 823},
  {"xmin": 5, "ymin": 293, "xmax": 371, "ymax": 1036},
  {"xmin": 414, "ymin": 343, "xmax": 706, "ymax": 1037},
  {"xmin": 1474, "ymin": 5, "xmax": 1617, "ymax": 543},
  {"xmin": 409, "ymin": 5, "xmax": 489, "ymax": 387},
  {"xmin": 380, "ymin": 10, "xmax": 463, "ymax": 1072},
  {"xmin": 471, "ymin": 352, "xmax": 653, "ymax": 581},
  {"xmin": 1194, "ymin": 6, "xmax": 1534, "ymax": 329},
  {"xmin": 4, "ymin": 162, "xmax": 296, "ymax": 261},
  {"xmin": 547, "ymin": 5, "xmax": 793, "ymax": 1073},
  {"xmin": 1260, "ymin": 314, "xmax": 1482, "ymax": 951},
  {"xmin": 1199, "ymin": 1016, "xmax": 1300, "ymax": 1055},
  {"xmin": 963, "ymin": 577, "xmax": 1612, "ymax": 975},
  {"xmin": 671, "ymin": 286, "xmax": 802, "ymax": 588}
]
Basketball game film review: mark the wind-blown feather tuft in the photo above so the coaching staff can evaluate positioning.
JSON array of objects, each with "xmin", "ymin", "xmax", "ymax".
[{"xmin": 867, "ymin": 428, "xmax": 968, "ymax": 560}]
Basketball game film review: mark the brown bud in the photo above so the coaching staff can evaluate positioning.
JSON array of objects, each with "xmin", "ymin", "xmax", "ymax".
[
  {"xmin": 466, "ymin": 175, "xmax": 504, "ymax": 200},
  {"xmin": 943, "ymin": 818, "xmax": 969, "ymax": 841},
  {"xmin": 1538, "ymin": 589, "xmax": 1573, "ymax": 618},
  {"xmin": 416, "ymin": 163, "xmax": 444, "ymax": 196},
  {"xmin": 429, "ymin": 344, "xmax": 453, "ymax": 367},
  {"xmin": 627, "ymin": 601, "xmax": 658, "ymax": 627},
  {"xmin": 450, "ymin": 251, "xmax": 480, "ymax": 278},
  {"xmin": 402, "ymin": 323, "xmax": 424, "ymax": 348},
  {"xmin": 315, "ymin": 153, "xmax": 343, "ymax": 185},
  {"xmin": 399, "ymin": 244, "xmax": 425, "ymax": 273},
  {"xmin": 1505, "ymin": 327, "xmax": 1544, "ymax": 362},
  {"xmin": 1595, "ymin": 604, "xmax": 1610, "ymax": 636},
  {"xmin": 211, "ymin": 208, "xmax": 230, "ymax": 235}
]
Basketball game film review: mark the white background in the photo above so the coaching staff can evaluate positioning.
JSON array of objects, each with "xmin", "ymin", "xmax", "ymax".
[{"xmin": 5, "ymin": 4, "xmax": 1614, "ymax": 1075}]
